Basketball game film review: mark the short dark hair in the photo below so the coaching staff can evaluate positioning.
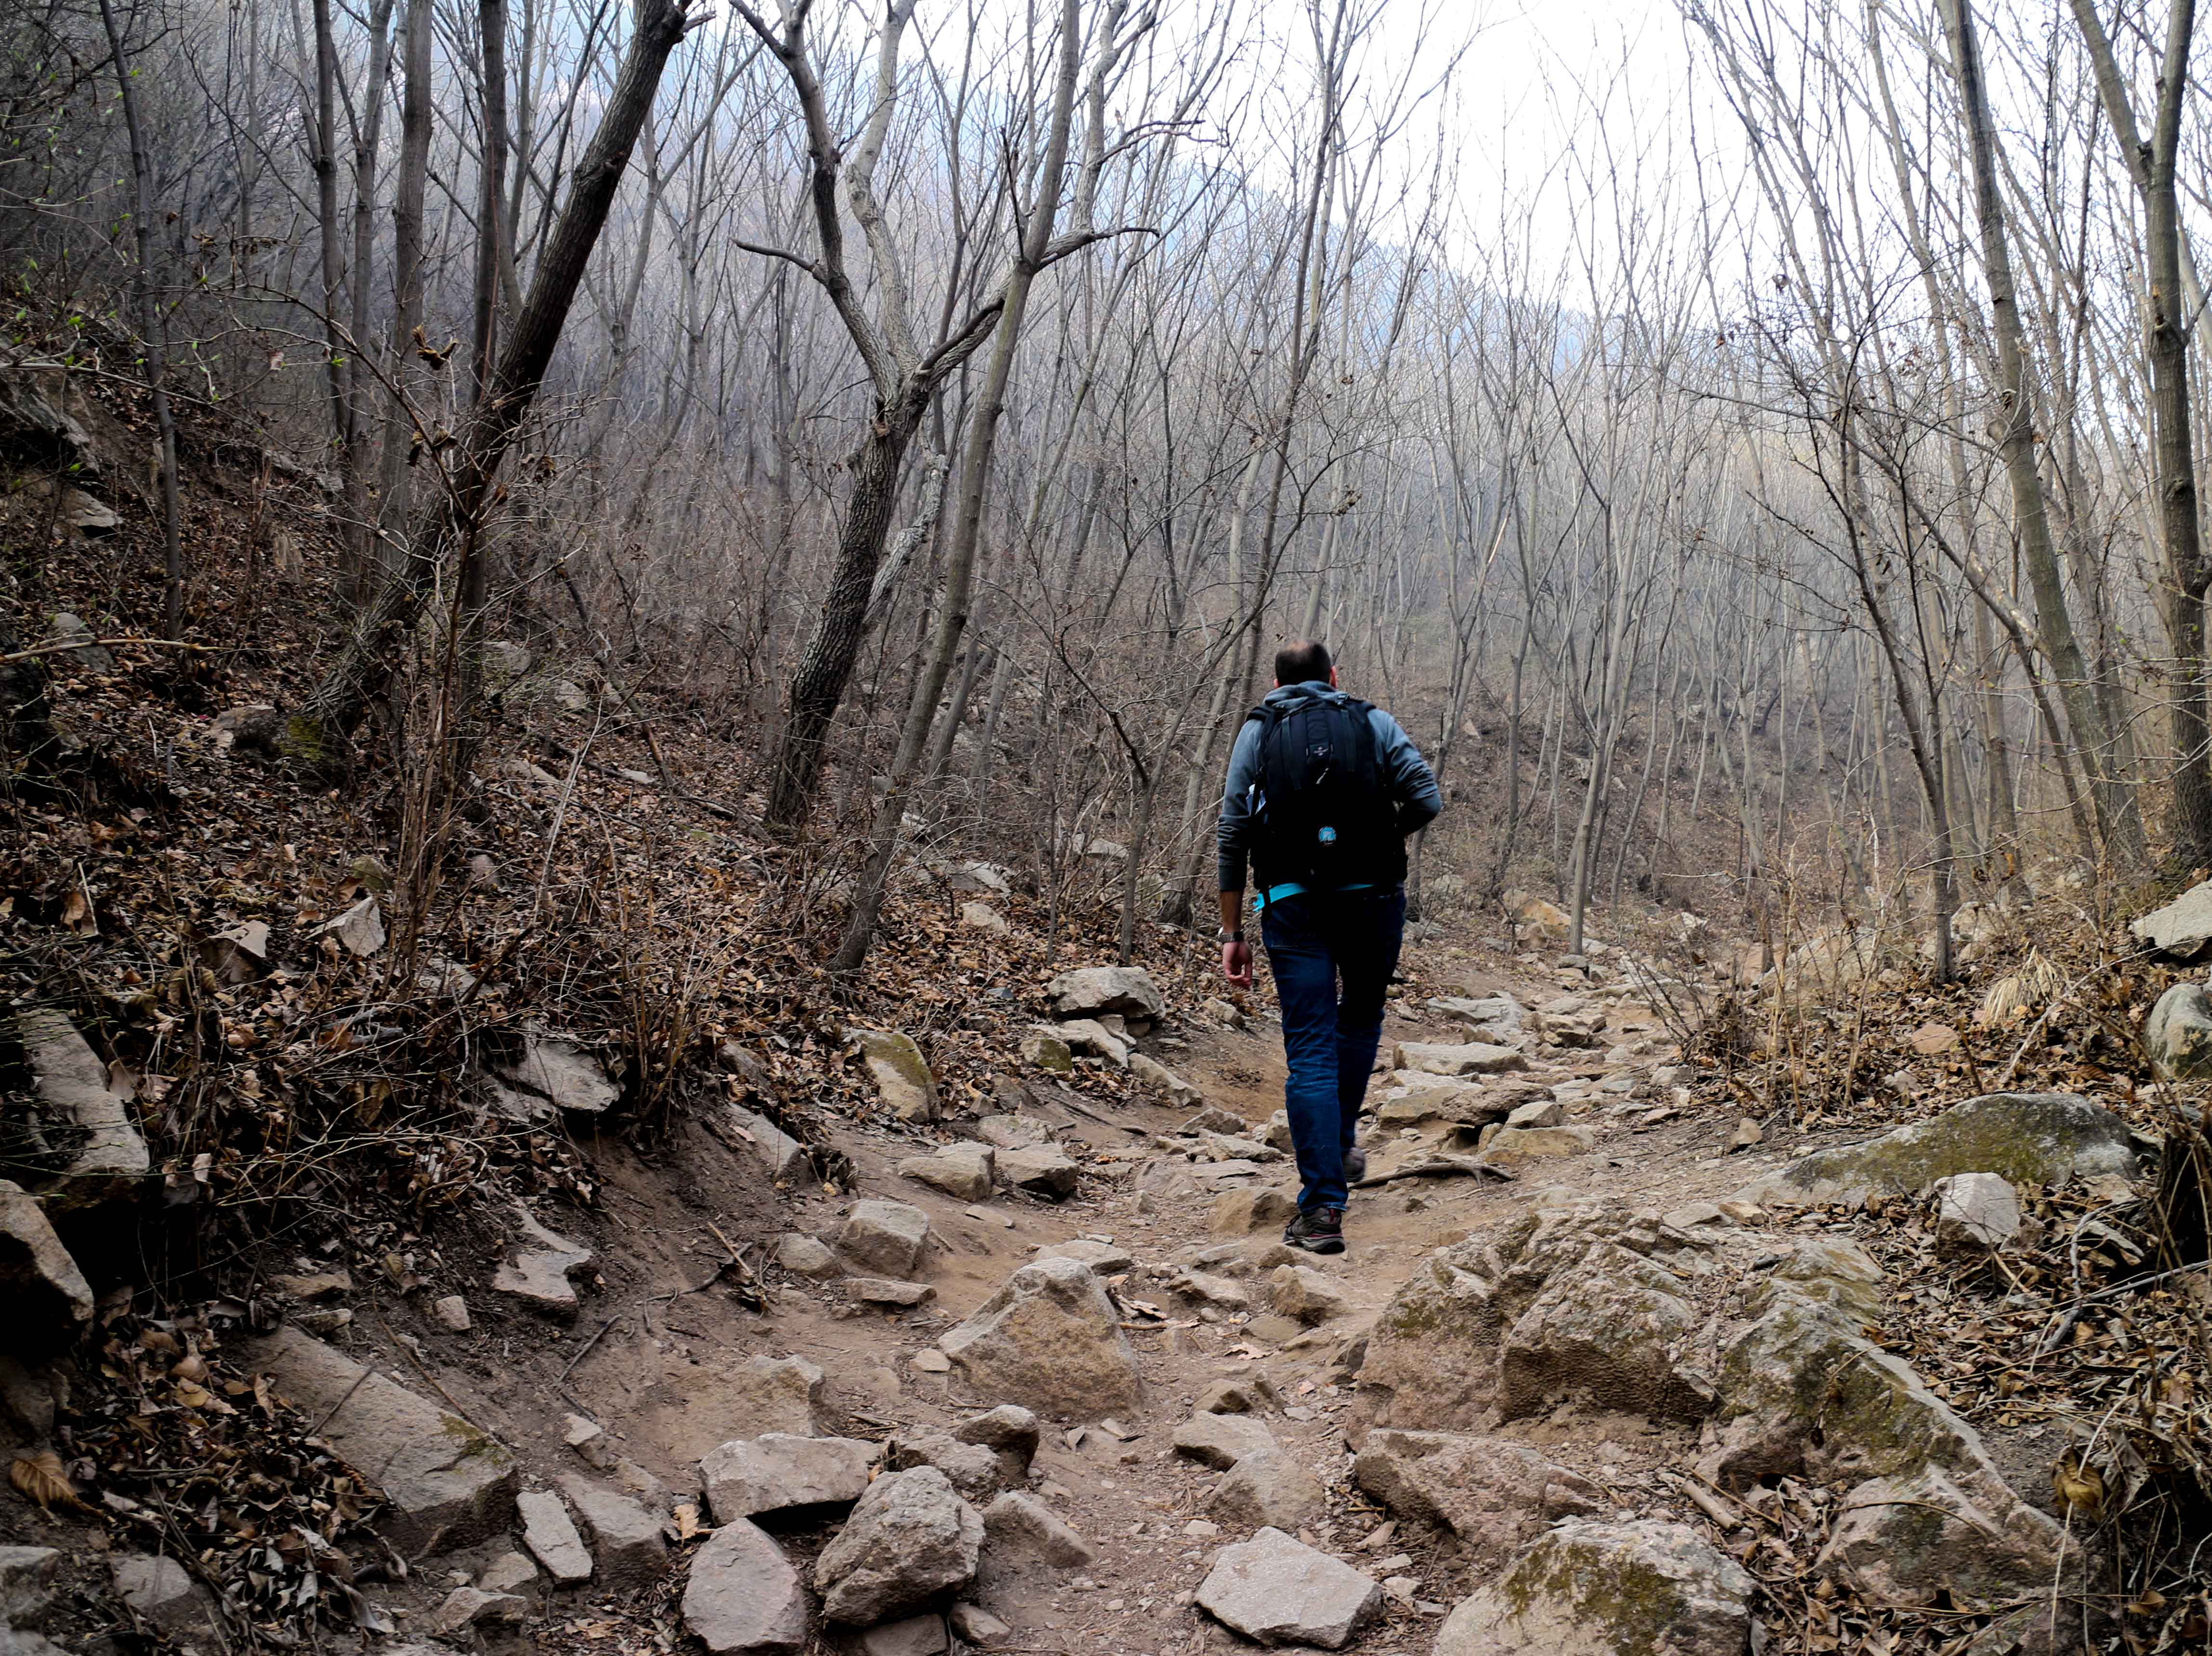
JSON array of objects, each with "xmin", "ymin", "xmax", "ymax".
[{"xmin": 1274, "ymin": 639, "xmax": 1332, "ymax": 685}]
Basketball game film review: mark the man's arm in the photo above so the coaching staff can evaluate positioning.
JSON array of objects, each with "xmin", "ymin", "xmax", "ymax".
[
  {"xmin": 1371, "ymin": 708, "xmax": 1442, "ymax": 834},
  {"xmin": 1217, "ymin": 718, "xmax": 1261, "ymax": 986}
]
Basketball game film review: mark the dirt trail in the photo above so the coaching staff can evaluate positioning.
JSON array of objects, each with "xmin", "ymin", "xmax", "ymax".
[{"xmin": 390, "ymin": 932, "xmax": 1808, "ymax": 1655}]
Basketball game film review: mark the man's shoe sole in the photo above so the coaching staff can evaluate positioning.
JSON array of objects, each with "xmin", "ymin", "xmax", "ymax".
[{"xmin": 1284, "ymin": 1230, "xmax": 1347, "ymax": 1255}]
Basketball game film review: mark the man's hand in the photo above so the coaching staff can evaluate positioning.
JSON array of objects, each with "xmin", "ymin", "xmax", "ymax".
[
  {"xmin": 1222, "ymin": 935, "xmax": 1253, "ymax": 987},
  {"xmin": 1217, "ymin": 888, "xmax": 1251, "ymax": 986}
]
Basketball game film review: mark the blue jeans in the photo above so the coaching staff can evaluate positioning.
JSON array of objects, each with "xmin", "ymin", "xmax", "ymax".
[{"xmin": 1260, "ymin": 885, "xmax": 1407, "ymax": 1211}]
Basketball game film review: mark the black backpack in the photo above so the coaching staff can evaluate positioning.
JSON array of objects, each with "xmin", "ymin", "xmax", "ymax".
[{"xmin": 1244, "ymin": 692, "xmax": 1404, "ymax": 891}]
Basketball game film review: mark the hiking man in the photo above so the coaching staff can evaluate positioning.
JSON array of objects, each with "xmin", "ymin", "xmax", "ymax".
[{"xmin": 1217, "ymin": 639, "xmax": 1441, "ymax": 1255}]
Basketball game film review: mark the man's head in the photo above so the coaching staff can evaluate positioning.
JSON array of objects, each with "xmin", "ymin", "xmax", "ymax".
[{"xmin": 1274, "ymin": 638, "xmax": 1335, "ymax": 688}]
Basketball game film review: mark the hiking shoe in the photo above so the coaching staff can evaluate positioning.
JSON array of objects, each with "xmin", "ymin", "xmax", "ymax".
[
  {"xmin": 1284, "ymin": 1205, "xmax": 1346, "ymax": 1255},
  {"xmin": 1343, "ymin": 1146, "xmax": 1368, "ymax": 1184}
]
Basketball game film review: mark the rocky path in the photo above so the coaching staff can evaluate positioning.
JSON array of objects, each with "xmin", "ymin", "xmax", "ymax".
[{"xmin": 102, "ymin": 933, "xmax": 2138, "ymax": 1656}]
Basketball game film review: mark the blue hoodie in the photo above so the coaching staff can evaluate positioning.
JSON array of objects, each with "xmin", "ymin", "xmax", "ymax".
[{"xmin": 1216, "ymin": 681, "xmax": 1442, "ymax": 900}]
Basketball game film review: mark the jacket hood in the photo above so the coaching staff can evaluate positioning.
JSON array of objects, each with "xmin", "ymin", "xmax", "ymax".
[{"xmin": 1263, "ymin": 680, "xmax": 1343, "ymax": 709}]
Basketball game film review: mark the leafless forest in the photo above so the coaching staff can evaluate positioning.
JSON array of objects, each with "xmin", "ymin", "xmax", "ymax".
[{"xmin": 6, "ymin": 0, "xmax": 2212, "ymax": 963}]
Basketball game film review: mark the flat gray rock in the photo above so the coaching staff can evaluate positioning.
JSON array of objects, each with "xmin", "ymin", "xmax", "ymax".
[
  {"xmin": 1032, "ymin": 1238, "xmax": 1134, "ymax": 1274},
  {"xmin": 13, "ymin": 1007, "xmax": 149, "ymax": 1210},
  {"xmin": 1209, "ymin": 1448, "xmax": 1325, "ymax": 1531},
  {"xmin": 728, "ymin": 1105, "xmax": 810, "ymax": 1182},
  {"xmin": 1354, "ymin": 1430, "xmax": 1601, "ymax": 1563},
  {"xmin": 1393, "ymin": 1039, "xmax": 1530, "ymax": 1077},
  {"xmin": 899, "ymin": 1145, "xmax": 994, "ymax": 1202},
  {"xmin": 243, "ymin": 1326, "xmax": 516, "ymax": 1552},
  {"xmin": 491, "ymin": 1208, "xmax": 596, "ymax": 1321},
  {"xmin": 682, "ymin": 1520, "xmax": 805, "ymax": 1654},
  {"xmin": 701, "ymin": 1434, "xmax": 878, "ymax": 1522},
  {"xmin": 1195, "ymin": 1527, "xmax": 1382, "ymax": 1650},
  {"xmin": 0, "ymin": 1546, "xmax": 59, "ymax": 1623},
  {"xmin": 996, "ymin": 1142, "xmax": 1080, "ymax": 1198},
  {"xmin": 517, "ymin": 1488, "xmax": 592, "ymax": 1583},
  {"xmin": 496, "ymin": 1028, "xmax": 617, "ymax": 1113},
  {"xmin": 1171, "ymin": 1412, "xmax": 1277, "ymax": 1469},
  {"xmin": 2132, "ymin": 880, "xmax": 2212, "ymax": 957}
]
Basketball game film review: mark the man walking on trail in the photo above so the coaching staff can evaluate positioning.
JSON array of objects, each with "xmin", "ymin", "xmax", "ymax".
[{"xmin": 1217, "ymin": 639, "xmax": 1441, "ymax": 1255}]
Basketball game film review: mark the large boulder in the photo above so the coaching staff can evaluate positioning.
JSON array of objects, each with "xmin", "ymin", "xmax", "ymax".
[
  {"xmin": 1044, "ymin": 966, "xmax": 1166, "ymax": 1021},
  {"xmin": 1353, "ymin": 1431, "xmax": 1602, "ymax": 1561},
  {"xmin": 1497, "ymin": 1245, "xmax": 1714, "ymax": 1421},
  {"xmin": 0, "ymin": 1179, "xmax": 93, "ymax": 1345},
  {"xmin": 1434, "ymin": 1520, "xmax": 1753, "ymax": 1656},
  {"xmin": 2131, "ymin": 880, "xmax": 2212, "ymax": 958},
  {"xmin": 1738, "ymin": 1092, "xmax": 2137, "ymax": 1207},
  {"xmin": 243, "ymin": 1327, "xmax": 516, "ymax": 1553},
  {"xmin": 1194, "ymin": 1527, "xmax": 1382, "ymax": 1651},
  {"xmin": 683, "ymin": 1520, "xmax": 806, "ymax": 1654},
  {"xmin": 812, "ymin": 1466, "xmax": 983, "ymax": 1625},
  {"xmin": 701, "ymin": 1435, "xmax": 878, "ymax": 1522},
  {"xmin": 853, "ymin": 1029, "xmax": 938, "ymax": 1122},
  {"xmin": 12, "ymin": 1007, "xmax": 150, "ymax": 1210},
  {"xmin": 938, "ymin": 1257, "xmax": 1140, "ymax": 1418},
  {"xmin": 2145, "ymin": 983, "xmax": 2212, "ymax": 1080}
]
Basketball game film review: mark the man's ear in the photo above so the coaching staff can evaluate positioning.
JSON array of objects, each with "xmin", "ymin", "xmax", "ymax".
[{"xmin": 1329, "ymin": 667, "xmax": 1339, "ymax": 687}]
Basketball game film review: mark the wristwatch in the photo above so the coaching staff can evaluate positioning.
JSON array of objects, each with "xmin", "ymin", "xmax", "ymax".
[{"xmin": 1218, "ymin": 928, "xmax": 1244, "ymax": 942}]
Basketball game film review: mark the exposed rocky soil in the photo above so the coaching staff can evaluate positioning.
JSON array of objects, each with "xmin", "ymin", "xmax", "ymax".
[{"xmin": 12, "ymin": 899, "xmax": 2194, "ymax": 1656}]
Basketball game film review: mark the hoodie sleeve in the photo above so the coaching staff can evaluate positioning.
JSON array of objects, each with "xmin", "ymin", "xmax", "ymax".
[
  {"xmin": 1216, "ymin": 715, "xmax": 1265, "ymax": 893},
  {"xmin": 1371, "ymin": 707, "xmax": 1442, "ymax": 835}
]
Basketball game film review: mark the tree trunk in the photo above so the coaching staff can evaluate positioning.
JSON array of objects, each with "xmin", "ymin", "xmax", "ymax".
[
  {"xmin": 98, "ymin": 0, "xmax": 183, "ymax": 640},
  {"xmin": 1941, "ymin": 0, "xmax": 2143, "ymax": 868}
]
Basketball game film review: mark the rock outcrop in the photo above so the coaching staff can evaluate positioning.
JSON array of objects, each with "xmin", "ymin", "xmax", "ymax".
[
  {"xmin": 1739, "ymin": 1091, "xmax": 2137, "ymax": 1206},
  {"xmin": 12, "ymin": 1007, "xmax": 150, "ymax": 1210},
  {"xmin": 1433, "ymin": 1519, "xmax": 1753, "ymax": 1656}
]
